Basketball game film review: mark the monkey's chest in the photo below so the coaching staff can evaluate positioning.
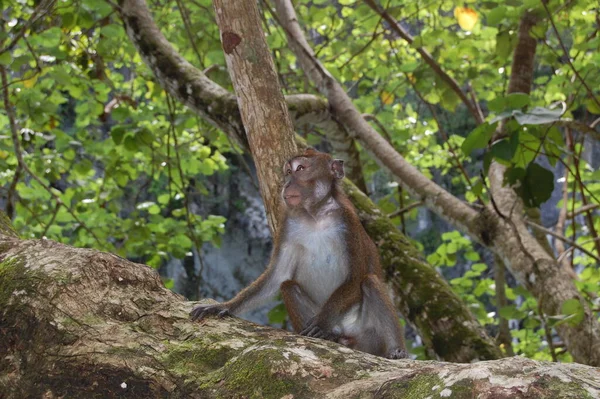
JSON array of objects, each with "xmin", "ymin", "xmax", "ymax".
[{"xmin": 292, "ymin": 225, "xmax": 348, "ymax": 305}]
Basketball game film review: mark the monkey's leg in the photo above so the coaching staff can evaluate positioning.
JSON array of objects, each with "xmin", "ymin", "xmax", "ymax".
[
  {"xmin": 280, "ymin": 280, "xmax": 319, "ymax": 333},
  {"xmin": 357, "ymin": 274, "xmax": 408, "ymax": 359}
]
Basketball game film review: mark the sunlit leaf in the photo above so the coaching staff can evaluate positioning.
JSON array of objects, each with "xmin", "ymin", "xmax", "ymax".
[
  {"xmin": 454, "ymin": 7, "xmax": 478, "ymax": 31},
  {"xmin": 380, "ymin": 91, "xmax": 395, "ymax": 105}
]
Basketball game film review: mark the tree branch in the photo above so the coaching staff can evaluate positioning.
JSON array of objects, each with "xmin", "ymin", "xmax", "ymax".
[{"xmin": 272, "ymin": 0, "xmax": 482, "ymax": 241}]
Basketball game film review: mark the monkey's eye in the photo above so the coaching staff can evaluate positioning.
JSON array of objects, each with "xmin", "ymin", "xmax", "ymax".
[
  {"xmin": 286, "ymin": 169, "xmax": 292, "ymax": 175},
  {"xmin": 296, "ymin": 165, "xmax": 305, "ymax": 172}
]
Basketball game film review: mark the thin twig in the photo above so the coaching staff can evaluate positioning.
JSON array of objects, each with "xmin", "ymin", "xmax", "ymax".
[
  {"xmin": 557, "ymin": 237, "xmax": 600, "ymax": 265},
  {"xmin": 174, "ymin": 0, "xmax": 205, "ymax": 68},
  {"xmin": 554, "ymin": 146, "xmax": 575, "ymax": 275},
  {"xmin": 0, "ymin": 0, "xmax": 57, "ymax": 56},
  {"xmin": 387, "ymin": 201, "xmax": 423, "ymax": 218},
  {"xmin": 362, "ymin": 112, "xmax": 409, "ymax": 233},
  {"xmin": 165, "ymin": 94, "xmax": 206, "ymax": 276},
  {"xmin": 567, "ymin": 204, "xmax": 599, "ymax": 219},
  {"xmin": 525, "ymin": 220, "xmax": 600, "ymax": 264},
  {"xmin": 41, "ymin": 202, "xmax": 61, "ymax": 237},
  {"xmin": 541, "ymin": 1, "xmax": 600, "ymax": 110}
]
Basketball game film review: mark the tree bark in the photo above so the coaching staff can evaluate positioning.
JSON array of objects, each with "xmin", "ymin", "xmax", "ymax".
[
  {"xmin": 1, "ymin": 227, "xmax": 599, "ymax": 398},
  {"xmin": 115, "ymin": 0, "xmax": 501, "ymax": 362},
  {"xmin": 212, "ymin": 0, "xmax": 297, "ymax": 234}
]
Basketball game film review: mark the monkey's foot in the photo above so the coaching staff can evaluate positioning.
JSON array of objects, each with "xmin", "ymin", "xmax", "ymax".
[
  {"xmin": 300, "ymin": 318, "xmax": 338, "ymax": 341},
  {"xmin": 190, "ymin": 304, "xmax": 231, "ymax": 321},
  {"xmin": 387, "ymin": 348, "xmax": 409, "ymax": 359}
]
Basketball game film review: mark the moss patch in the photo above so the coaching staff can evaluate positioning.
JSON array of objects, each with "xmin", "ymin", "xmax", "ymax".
[
  {"xmin": 162, "ymin": 338, "xmax": 237, "ymax": 377},
  {"xmin": 531, "ymin": 375, "xmax": 595, "ymax": 398},
  {"xmin": 377, "ymin": 373, "xmax": 445, "ymax": 398},
  {"xmin": 211, "ymin": 348, "xmax": 306, "ymax": 399},
  {"xmin": 0, "ymin": 256, "xmax": 38, "ymax": 311}
]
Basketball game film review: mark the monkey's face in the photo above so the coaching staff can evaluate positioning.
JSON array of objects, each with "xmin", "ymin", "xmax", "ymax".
[{"xmin": 281, "ymin": 149, "xmax": 345, "ymax": 211}]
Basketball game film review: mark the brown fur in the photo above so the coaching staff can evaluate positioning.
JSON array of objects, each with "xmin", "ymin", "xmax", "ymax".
[{"xmin": 191, "ymin": 149, "xmax": 407, "ymax": 359}]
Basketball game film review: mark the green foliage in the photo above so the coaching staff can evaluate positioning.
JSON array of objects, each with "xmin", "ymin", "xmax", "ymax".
[{"xmin": 0, "ymin": 0, "xmax": 231, "ymax": 268}]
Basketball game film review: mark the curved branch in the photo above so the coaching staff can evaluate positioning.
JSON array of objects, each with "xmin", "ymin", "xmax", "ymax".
[
  {"xmin": 542, "ymin": 1, "xmax": 600, "ymax": 110},
  {"xmin": 272, "ymin": 0, "xmax": 481, "ymax": 241},
  {"xmin": 116, "ymin": 0, "xmax": 366, "ymax": 190}
]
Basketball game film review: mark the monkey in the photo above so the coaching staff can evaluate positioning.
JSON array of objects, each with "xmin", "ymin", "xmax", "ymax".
[{"xmin": 191, "ymin": 149, "xmax": 407, "ymax": 359}]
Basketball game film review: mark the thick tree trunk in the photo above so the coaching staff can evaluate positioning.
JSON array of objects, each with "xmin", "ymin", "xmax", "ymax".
[
  {"xmin": 1, "ymin": 226, "xmax": 598, "ymax": 398},
  {"xmin": 212, "ymin": 0, "xmax": 297, "ymax": 234},
  {"xmin": 488, "ymin": 12, "xmax": 600, "ymax": 366},
  {"xmin": 115, "ymin": 0, "xmax": 501, "ymax": 362}
]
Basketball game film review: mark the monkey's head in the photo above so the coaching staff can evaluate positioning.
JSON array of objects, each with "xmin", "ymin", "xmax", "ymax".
[{"xmin": 281, "ymin": 149, "xmax": 344, "ymax": 211}]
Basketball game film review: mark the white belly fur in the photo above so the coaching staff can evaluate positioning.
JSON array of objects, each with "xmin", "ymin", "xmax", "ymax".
[{"xmin": 287, "ymin": 217, "xmax": 348, "ymax": 306}]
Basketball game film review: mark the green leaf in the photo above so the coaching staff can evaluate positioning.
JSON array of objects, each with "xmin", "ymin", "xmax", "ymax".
[
  {"xmin": 461, "ymin": 122, "xmax": 496, "ymax": 155},
  {"xmin": 513, "ymin": 107, "xmax": 563, "ymax": 125},
  {"xmin": 499, "ymin": 305, "xmax": 524, "ymax": 320},
  {"xmin": 471, "ymin": 180, "xmax": 483, "ymax": 197},
  {"xmin": 495, "ymin": 31, "xmax": 512, "ymax": 59},
  {"xmin": 486, "ymin": 6, "xmax": 506, "ymax": 25},
  {"xmin": 506, "ymin": 163, "xmax": 554, "ymax": 207},
  {"xmin": 0, "ymin": 52, "xmax": 12, "ymax": 66},
  {"xmin": 472, "ymin": 263, "xmax": 487, "ymax": 272},
  {"xmin": 491, "ymin": 137, "xmax": 518, "ymax": 161},
  {"xmin": 560, "ymin": 299, "xmax": 584, "ymax": 326},
  {"xmin": 111, "ymin": 126, "xmax": 126, "ymax": 145},
  {"xmin": 465, "ymin": 251, "xmax": 480, "ymax": 261},
  {"xmin": 446, "ymin": 242, "xmax": 458, "ymax": 254},
  {"xmin": 61, "ymin": 12, "xmax": 77, "ymax": 29},
  {"xmin": 487, "ymin": 97, "xmax": 506, "ymax": 113},
  {"xmin": 135, "ymin": 128, "xmax": 154, "ymax": 146},
  {"xmin": 38, "ymin": 27, "xmax": 62, "ymax": 48},
  {"xmin": 73, "ymin": 159, "xmax": 93, "ymax": 176},
  {"xmin": 505, "ymin": 93, "xmax": 530, "ymax": 109},
  {"xmin": 157, "ymin": 194, "xmax": 170, "ymax": 205},
  {"xmin": 543, "ymin": 126, "xmax": 564, "ymax": 166},
  {"xmin": 148, "ymin": 204, "xmax": 161, "ymax": 215},
  {"xmin": 584, "ymin": 99, "xmax": 600, "ymax": 115}
]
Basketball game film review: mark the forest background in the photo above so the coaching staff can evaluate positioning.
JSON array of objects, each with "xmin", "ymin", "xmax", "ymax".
[{"xmin": 1, "ymin": 0, "xmax": 599, "ymax": 370}]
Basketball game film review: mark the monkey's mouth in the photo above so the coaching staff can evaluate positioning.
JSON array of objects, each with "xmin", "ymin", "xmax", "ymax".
[{"xmin": 284, "ymin": 195, "xmax": 301, "ymax": 206}]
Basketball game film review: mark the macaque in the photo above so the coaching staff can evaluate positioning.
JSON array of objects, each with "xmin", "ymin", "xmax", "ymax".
[{"xmin": 191, "ymin": 149, "xmax": 407, "ymax": 359}]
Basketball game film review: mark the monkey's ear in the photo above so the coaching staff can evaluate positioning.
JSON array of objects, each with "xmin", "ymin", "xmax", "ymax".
[
  {"xmin": 331, "ymin": 159, "xmax": 345, "ymax": 179},
  {"xmin": 303, "ymin": 147, "xmax": 318, "ymax": 156}
]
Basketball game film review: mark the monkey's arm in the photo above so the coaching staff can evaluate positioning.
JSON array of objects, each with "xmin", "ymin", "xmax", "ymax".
[{"xmin": 190, "ymin": 236, "xmax": 296, "ymax": 321}]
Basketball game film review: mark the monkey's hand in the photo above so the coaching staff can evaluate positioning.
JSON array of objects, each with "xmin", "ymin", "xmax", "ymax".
[
  {"xmin": 190, "ymin": 303, "xmax": 231, "ymax": 321},
  {"xmin": 300, "ymin": 317, "xmax": 339, "ymax": 341}
]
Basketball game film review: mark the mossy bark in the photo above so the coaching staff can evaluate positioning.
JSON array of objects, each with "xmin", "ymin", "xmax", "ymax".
[{"xmin": 2, "ymin": 226, "xmax": 600, "ymax": 398}]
